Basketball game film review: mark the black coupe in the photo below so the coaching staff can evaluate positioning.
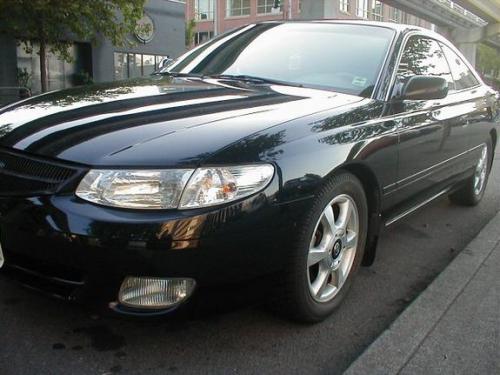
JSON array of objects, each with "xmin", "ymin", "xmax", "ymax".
[{"xmin": 0, "ymin": 21, "xmax": 498, "ymax": 322}]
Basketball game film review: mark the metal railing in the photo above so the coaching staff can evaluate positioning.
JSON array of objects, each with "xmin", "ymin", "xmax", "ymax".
[{"xmin": 435, "ymin": 0, "xmax": 486, "ymax": 25}]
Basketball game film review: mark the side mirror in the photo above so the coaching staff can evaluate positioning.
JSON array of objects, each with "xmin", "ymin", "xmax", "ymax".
[{"xmin": 401, "ymin": 76, "xmax": 448, "ymax": 101}]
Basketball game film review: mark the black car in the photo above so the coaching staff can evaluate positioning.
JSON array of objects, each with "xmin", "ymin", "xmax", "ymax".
[{"xmin": 0, "ymin": 21, "xmax": 498, "ymax": 322}]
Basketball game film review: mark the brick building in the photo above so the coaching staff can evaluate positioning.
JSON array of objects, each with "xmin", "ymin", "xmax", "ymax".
[{"xmin": 185, "ymin": 0, "xmax": 433, "ymax": 46}]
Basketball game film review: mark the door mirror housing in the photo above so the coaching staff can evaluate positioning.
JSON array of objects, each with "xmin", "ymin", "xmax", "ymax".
[{"xmin": 401, "ymin": 76, "xmax": 449, "ymax": 101}]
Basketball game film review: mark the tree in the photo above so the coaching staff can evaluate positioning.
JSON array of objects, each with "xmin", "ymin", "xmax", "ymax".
[
  {"xmin": 185, "ymin": 19, "xmax": 196, "ymax": 48},
  {"xmin": 477, "ymin": 43, "xmax": 500, "ymax": 79},
  {"xmin": 0, "ymin": 0, "xmax": 148, "ymax": 92}
]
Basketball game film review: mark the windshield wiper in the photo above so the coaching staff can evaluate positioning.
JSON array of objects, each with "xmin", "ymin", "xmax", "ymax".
[
  {"xmin": 153, "ymin": 72, "xmax": 305, "ymax": 88},
  {"xmin": 207, "ymin": 74, "xmax": 304, "ymax": 88},
  {"xmin": 152, "ymin": 71, "xmax": 203, "ymax": 78}
]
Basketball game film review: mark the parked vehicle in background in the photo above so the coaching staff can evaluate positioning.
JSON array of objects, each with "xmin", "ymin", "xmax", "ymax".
[{"xmin": 0, "ymin": 21, "xmax": 498, "ymax": 323}]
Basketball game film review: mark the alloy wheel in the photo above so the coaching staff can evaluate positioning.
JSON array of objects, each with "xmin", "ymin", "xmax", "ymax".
[
  {"xmin": 307, "ymin": 194, "xmax": 359, "ymax": 303},
  {"xmin": 474, "ymin": 144, "xmax": 488, "ymax": 196}
]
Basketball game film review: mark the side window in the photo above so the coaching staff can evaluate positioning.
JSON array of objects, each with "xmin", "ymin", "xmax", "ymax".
[
  {"xmin": 397, "ymin": 36, "xmax": 454, "ymax": 92},
  {"xmin": 440, "ymin": 43, "xmax": 479, "ymax": 91}
]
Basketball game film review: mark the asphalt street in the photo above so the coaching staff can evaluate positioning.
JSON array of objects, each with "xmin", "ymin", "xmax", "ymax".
[{"xmin": 1, "ymin": 146, "xmax": 499, "ymax": 375}]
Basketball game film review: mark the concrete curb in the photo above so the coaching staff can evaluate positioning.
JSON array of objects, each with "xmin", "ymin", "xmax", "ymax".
[{"xmin": 344, "ymin": 211, "xmax": 500, "ymax": 375}]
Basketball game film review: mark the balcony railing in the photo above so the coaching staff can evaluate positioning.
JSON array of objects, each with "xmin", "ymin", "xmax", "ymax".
[{"xmin": 435, "ymin": 0, "xmax": 486, "ymax": 25}]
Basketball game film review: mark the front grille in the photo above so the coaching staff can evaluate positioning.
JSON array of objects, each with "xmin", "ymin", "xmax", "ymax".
[
  {"xmin": 1, "ymin": 250, "xmax": 85, "ymax": 300},
  {"xmin": 0, "ymin": 148, "xmax": 84, "ymax": 196}
]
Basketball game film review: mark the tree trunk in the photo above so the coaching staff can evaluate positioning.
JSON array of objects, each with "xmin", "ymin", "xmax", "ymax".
[{"xmin": 39, "ymin": 41, "xmax": 48, "ymax": 93}]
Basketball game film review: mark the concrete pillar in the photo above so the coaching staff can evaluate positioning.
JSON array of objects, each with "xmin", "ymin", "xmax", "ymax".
[{"xmin": 451, "ymin": 26, "xmax": 484, "ymax": 67}]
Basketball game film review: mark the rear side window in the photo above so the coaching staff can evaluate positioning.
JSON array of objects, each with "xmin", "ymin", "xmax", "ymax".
[
  {"xmin": 397, "ymin": 36, "xmax": 454, "ymax": 91},
  {"xmin": 440, "ymin": 43, "xmax": 479, "ymax": 90}
]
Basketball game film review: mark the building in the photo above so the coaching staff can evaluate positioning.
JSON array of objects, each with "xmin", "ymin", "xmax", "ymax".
[
  {"xmin": 300, "ymin": 0, "xmax": 432, "ymax": 27},
  {"xmin": 185, "ymin": 0, "xmax": 433, "ymax": 46},
  {"xmin": 186, "ymin": 0, "xmax": 301, "ymax": 45},
  {"xmin": 0, "ymin": 0, "xmax": 186, "ymax": 96}
]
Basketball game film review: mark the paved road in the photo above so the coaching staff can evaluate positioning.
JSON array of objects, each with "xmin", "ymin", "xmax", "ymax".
[{"xmin": 1, "ymin": 146, "xmax": 499, "ymax": 375}]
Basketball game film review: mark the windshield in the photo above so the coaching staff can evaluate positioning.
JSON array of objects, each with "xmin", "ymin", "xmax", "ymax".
[{"xmin": 166, "ymin": 23, "xmax": 395, "ymax": 97}]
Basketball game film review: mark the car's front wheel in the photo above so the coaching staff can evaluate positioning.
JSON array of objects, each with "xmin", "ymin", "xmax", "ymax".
[{"xmin": 275, "ymin": 172, "xmax": 368, "ymax": 323}]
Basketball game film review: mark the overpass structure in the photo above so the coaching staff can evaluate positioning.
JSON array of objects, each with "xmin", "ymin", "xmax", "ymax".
[
  {"xmin": 453, "ymin": 0, "xmax": 500, "ymax": 47},
  {"xmin": 381, "ymin": 0, "xmax": 500, "ymax": 65}
]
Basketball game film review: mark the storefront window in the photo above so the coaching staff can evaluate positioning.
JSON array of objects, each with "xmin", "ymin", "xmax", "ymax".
[
  {"xmin": 17, "ymin": 42, "xmax": 78, "ymax": 94},
  {"xmin": 114, "ymin": 53, "xmax": 128, "ymax": 80},
  {"xmin": 129, "ymin": 54, "xmax": 142, "ymax": 78},
  {"xmin": 143, "ymin": 55, "xmax": 156, "ymax": 76},
  {"xmin": 155, "ymin": 55, "xmax": 169, "ymax": 67},
  {"xmin": 226, "ymin": 0, "xmax": 251, "ymax": 17},
  {"xmin": 114, "ymin": 52, "xmax": 168, "ymax": 80}
]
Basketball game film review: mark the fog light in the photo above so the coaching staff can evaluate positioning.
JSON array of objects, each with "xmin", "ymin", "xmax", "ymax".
[{"xmin": 118, "ymin": 277, "xmax": 196, "ymax": 309}]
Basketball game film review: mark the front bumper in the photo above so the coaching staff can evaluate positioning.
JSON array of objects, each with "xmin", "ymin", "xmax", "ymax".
[{"xmin": 0, "ymin": 189, "xmax": 311, "ymax": 315}]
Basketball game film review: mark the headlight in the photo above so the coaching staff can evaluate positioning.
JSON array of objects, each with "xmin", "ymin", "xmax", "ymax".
[
  {"xmin": 76, "ymin": 164, "xmax": 274, "ymax": 210},
  {"xmin": 178, "ymin": 164, "xmax": 275, "ymax": 209},
  {"xmin": 75, "ymin": 169, "xmax": 194, "ymax": 209}
]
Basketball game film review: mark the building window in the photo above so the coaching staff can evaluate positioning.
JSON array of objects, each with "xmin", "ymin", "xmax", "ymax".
[
  {"xmin": 391, "ymin": 7, "xmax": 402, "ymax": 23},
  {"xmin": 371, "ymin": 1, "xmax": 383, "ymax": 21},
  {"xmin": 356, "ymin": 0, "xmax": 368, "ymax": 18},
  {"xmin": 114, "ymin": 53, "xmax": 128, "ymax": 81},
  {"xmin": 195, "ymin": 0, "xmax": 214, "ymax": 21},
  {"xmin": 226, "ymin": 0, "xmax": 251, "ymax": 17},
  {"xmin": 114, "ymin": 52, "xmax": 168, "ymax": 80},
  {"xmin": 257, "ymin": 0, "xmax": 281, "ymax": 14},
  {"xmin": 195, "ymin": 31, "xmax": 214, "ymax": 45},
  {"xmin": 16, "ymin": 41, "xmax": 79, "ymax": 94},
  {"xmin": 339, "ymin": 0, "xmax": 350, "ymax": 13}
]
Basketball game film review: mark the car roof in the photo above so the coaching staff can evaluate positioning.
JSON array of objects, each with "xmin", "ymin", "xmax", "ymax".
[{"xmin": 260, "ymin": 19, "xmax": 430, "ymax": 34}]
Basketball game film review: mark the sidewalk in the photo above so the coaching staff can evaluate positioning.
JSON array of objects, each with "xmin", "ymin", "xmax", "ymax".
[{"xmin": 345, "ymin": 211, "xmax": 500, "ymax": 375}]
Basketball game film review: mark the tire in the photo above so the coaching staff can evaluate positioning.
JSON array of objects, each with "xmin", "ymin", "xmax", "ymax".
[
  {"xmin": 449, "ymin": 140, "xmax": 492, "ymax": 206},
  {"xmin": 273, "ymin": 172, "xmax": 368, "ymax": 323}
]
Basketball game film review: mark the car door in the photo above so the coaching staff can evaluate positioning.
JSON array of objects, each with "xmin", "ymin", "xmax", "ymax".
[
  {"xmin": 440, "ymin": 42, "xmax": 494, "ymax": 171},
  {"xmin": 389, "ymin": 35, "xmax": 466, "ymax": 204}
]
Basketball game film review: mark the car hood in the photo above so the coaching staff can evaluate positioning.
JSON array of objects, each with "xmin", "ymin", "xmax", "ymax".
[{"xmin": 0, "ymin": 76, "xmax": 364, "ymax": 167}]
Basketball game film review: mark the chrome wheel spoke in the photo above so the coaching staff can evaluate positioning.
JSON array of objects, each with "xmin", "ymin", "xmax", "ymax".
[
  {"xmin": 335, "ymin": 264, "xmax": 345, "ymax": 287},
  {"xmin": 330, "ymin": 268, "xmax": 340, "ymax": 289},
  {"xmin": 344, "ymin": 231, "xmax": 357, "ymax": 249},
  {"xmin": 336, "ymin": 199, "xmax": 353, "ymax": 231},
  {"xmin": 308, "ymin": 239, "xmax": 332, "ymax": 267},
  {"xmin": 322, "ymin": 204, "xmax": 336, "ymax": 234},
  {"xmin": 340, "ymin": 262, "xmax": 349, "ymax": 285},
  {"xmin": 311, "ymin": 265, "xmax": 330, "ymax": 297}
]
